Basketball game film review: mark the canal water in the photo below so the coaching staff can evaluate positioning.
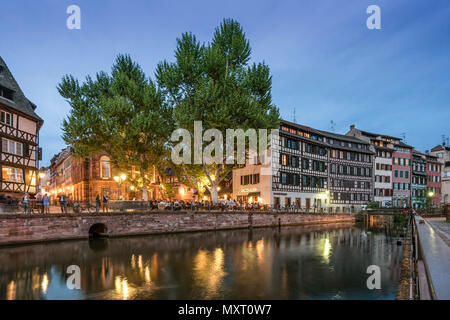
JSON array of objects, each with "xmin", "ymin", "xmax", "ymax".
[{"xmin": 0, "ymin": 221, "xmax": 404, "ymax": 300}]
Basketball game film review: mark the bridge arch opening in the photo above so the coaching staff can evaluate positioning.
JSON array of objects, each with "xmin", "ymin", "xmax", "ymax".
[{"xmin": 89, "ymin": 223, "xmax": 108, "ymax": 238}]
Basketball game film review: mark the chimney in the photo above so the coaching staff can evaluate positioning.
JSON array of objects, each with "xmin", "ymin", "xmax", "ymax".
[
  {"xmin": 350, "ymin": 124, "xmax": 355, "ymax": 130},
  {"xmin": 425, "ymin": 150, "xmax": 429, "ymax": 155}
]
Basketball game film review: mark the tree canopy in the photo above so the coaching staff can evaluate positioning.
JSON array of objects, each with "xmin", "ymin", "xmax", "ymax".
[
  {"xmin": 58, "ymin": 55, "xmax": 173, "ymax": 200},
  {"xmin": 156, "ymin": 18, "xmax": 280, "ymax": 202}
]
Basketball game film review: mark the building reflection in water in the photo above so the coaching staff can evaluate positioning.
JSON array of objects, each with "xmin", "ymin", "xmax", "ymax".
[{"xmin": 0, "ymin": 220, "xmax": 405, "ymax": 300}]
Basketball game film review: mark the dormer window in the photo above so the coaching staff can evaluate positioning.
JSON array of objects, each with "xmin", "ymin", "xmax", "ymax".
[
  {"xmin": 0, "ymin": 110, "xmax": 13, "ymax": 126},
  {"xmin": 0, "ymin": 85, "xmax": 14, "ymax": 101}
]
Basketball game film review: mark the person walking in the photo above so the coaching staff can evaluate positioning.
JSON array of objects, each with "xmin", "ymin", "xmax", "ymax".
[
  {"xmin": 95, "ymin": 194, "xmax": 101, "ymax": 214},
  {"xmin": 43, "ymin": 194, "xmax": 50, "ymax": 214},
  {"xmin": 36, "ymin": 193, "xmax": 43, "ymax": 214},
  {"xmin": 59, "ymin": 194, "xmax": 66, "ymax": 214},
  {"xmin": 22, "ymin": 192, "xmax": 30, "ymax": 214},
  {"xmin": 102, "ymin": 194, "xmax": 108, "ymax": 213}
]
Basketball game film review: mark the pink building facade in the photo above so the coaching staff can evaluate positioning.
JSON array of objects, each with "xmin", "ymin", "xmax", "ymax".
[{"xmin": 392, "ymin": 145, "xmax": 412, "ymax": 208}]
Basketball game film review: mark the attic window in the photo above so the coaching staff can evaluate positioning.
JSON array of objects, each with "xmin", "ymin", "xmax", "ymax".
[
  {"xmin": 0, "ymin": 85, "xmax": 14, "ymax": 101},
  {"xmin": 0, "ymin": 111, "xmax": 13, "ymax": 126}
]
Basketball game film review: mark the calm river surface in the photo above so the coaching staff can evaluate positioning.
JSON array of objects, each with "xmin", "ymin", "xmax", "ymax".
[{"xmin": 0, "ymin": 222, "xmax": 404, "ymax": 300}]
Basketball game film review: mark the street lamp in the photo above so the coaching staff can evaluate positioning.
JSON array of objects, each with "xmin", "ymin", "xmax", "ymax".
[
  {"xmin": 427, "ymin": 191, "xmax": 435, "ymax": 213},
  {"xmin": 38, "ymin": 171, "xmax": 46, "ymax": 194},
  {"xmin": 114, "ymin": 174, "xmax": 127, "ymax": 200}
]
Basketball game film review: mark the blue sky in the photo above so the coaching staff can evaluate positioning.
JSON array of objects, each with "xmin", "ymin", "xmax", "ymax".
[{"xmin": 1, "ymin": 0, "xmax": 449, "ymax": 165}]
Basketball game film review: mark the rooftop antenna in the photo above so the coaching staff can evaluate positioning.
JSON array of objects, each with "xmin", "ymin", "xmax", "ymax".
[
  {"xmin": 293, "ymin": 108, "xmax": 296, "ymax": 123},
  {"xmin": 442, "ymin": 135, "xmax": 447, "ymax": 146},
  {"xmin": 330, "ymin": 120, "xmax": 336, "ymax": 132},
  {"xmin": 401, "ymin": 132, "xmax": 406, "ymax": 143}
]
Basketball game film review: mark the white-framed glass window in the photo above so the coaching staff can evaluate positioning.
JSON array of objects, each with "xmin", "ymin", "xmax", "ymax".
[
  {"xmin": 0, "ymin": 110, "xmax": 13, "ymax": 126},
  {"xmin": 2, "ymin": 166, "xmax": 24, "ymax": 183},
  {"xmin": 100, "ymin": 156, "xmax": 111, "ymax": 178},
  {"xmin": 2, "ymin": 138, "xmax": 23, "ymax": 156}
]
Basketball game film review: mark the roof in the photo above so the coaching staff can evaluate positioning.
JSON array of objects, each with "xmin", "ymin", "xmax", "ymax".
[
  {"xmin": 431, "ymin": 145, "xmax": 450, "ymax": 152},
  {"xmin": 280, "ymin": 120, "xmax": 374, "ymax": 153},
  {"xmin": 397, "ymin": 141, "xmax": 414, "ymax": 149},
  {"xmin": 358, "ymin": 129, "xmax": 401, "ymax": 141},
  {"xmin": 317, "ymin": 129, "xmax": 371, "ymax": 145},
  {"xmin": 0, "ymin": 56, "xmax": 43, "ymax": 124}
]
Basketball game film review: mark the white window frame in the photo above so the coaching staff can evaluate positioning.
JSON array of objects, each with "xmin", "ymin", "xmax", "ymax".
[
  {"xmin": 2, "ymin": 138, "xmax": 23, "ymax": 156},
  {"xmin": 100, "ymin": 156, "xmax": 111, "ymax": 178},
  {"xmin": 2, "ymin": 166, "xmax": 24, "ymax": 183},
  {"xmin": 0, "ymin": 111, "xmax": 13, "ymax": 126}
]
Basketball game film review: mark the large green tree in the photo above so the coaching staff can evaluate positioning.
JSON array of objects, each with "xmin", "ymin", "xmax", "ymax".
[
  {"xmin": 156, "ymin": 19, "xmax": 280, "ymax": 203},
  {"xmin": 58, "ymin": 55, "xmax": 173, "ymax": 200}
]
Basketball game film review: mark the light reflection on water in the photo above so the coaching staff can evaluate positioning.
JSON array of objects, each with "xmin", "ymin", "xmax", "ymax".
[{"xmin": 0, "ymin": 223, "xmax": 404, "ymax": 300}]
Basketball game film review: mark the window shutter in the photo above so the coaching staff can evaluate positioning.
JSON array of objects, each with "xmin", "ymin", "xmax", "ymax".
[{"xmin": 23, "ymin": 144, "xmax": 29, "ymax": 157}]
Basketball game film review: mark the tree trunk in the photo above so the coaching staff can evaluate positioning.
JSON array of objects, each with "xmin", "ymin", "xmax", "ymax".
[
  {"xmin": 211, "ymin": 185, "xmax": 218, "ymax": 204},
  {"xmin": 142, "ymin": 186, "xmax": 148, "ymax": 201}
]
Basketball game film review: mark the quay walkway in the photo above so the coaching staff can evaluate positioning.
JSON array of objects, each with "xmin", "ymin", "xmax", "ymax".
[{"xmin": 415, "ymin": 216, "xmax": 450, "ymax": 300}]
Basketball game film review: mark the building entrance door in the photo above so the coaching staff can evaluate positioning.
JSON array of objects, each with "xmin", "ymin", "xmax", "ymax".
[
  {"xmin": 306, "ymin": 198, "xmax": 311, "ymax": 210},
  {"xmin": 273, "ymin": 197, "xmax": 280, "ymax": 209}
]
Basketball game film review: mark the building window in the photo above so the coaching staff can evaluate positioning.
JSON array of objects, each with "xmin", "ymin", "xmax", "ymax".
[
  {"xmin": 100, "ymin": 156, "xmax": 111, "ymax": 178},
  {"xmin": 0, "ymin": 110, "xmax": 13, "ymax": 126},
  {"xmin": 281, "ymin": 172, "xmax": 288, "ymax": 185},
  {"xmin": 2, "ymin": 166, "xmax": 23, "ymax": 183},
  {"xmin": 0, "ymin": 86, "xmax": 14, "ymax": 101},
  {"xmin": 281, "ymin": 154, "xmax": 287, "ymax": 166},
  {"xmin": 2, "ymin": 138, "xmax": 23, "ymax": 156}
]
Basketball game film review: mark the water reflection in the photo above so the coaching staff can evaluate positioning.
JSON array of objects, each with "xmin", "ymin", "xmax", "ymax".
[{"xmin": 0, "ymin": 221, "xmax": 404, "ymax": 300}]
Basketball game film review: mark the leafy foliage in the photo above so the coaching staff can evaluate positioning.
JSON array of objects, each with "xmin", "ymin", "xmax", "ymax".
[
  {"xmin": 58, "ymin": 55, "xmax": 174, "ymax": 199},
  {"xmin": 156, "ymin": 18, "xmax": 280, "ymax": 202}
]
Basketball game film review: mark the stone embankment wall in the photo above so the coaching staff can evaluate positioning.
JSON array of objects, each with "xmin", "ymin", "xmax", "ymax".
[{"xmin": 0, "ymin": 211, "xmax": 355, "ymax": 246}]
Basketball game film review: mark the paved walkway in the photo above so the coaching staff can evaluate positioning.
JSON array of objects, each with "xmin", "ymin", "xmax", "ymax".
[
  {"xmin": 426, "ymin": 217, "xmax": 450, "ymax": 245},
  {"xmin": 415, "ymin": 216, "xmax": 450, "ymax": 300}
]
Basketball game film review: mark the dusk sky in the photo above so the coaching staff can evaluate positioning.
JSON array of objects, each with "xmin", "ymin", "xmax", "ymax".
[{"xmin": 1, "ymin": 0, "xmax": 449, "ymax": 165}]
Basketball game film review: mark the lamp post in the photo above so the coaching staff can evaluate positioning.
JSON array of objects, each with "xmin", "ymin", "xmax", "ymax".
[
  {"xmin": 427, "ymin": 191, "xmax": 434, "ymax": 213},
  {"xmin": 114, "ymin": 174, "xmax": 127, "ymax": 200}
]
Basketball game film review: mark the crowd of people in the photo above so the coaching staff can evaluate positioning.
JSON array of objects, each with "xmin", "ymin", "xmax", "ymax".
[
  {"xmin": 13, "ymin": 193, "xmax": 270, "ymax": 214},
  {"xmin": 10, "ymin": 193, "xmax": 326, "ymax": 214},
  {"xmin": 147, "ymin": 199, "xmax": 266, "ymax": 211}
]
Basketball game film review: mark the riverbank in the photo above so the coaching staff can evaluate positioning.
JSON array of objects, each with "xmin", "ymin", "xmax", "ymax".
[{"xmin": 0, "ymin": 211, "xmax": 355, "ymax": 246}]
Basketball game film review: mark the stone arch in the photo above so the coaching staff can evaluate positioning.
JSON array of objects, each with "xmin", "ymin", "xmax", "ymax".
[{"xmin": 88, "ymin": 223, "xmax": 108, "ymax": 238}]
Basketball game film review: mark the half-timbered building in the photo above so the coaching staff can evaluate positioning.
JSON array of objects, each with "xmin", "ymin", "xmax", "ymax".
[
  {"xmin": 0, "ymin": 56, "xmax": 43, "ymax": 198},
  {"xmin": 232, "ymin": 120, "xmax": 373, "ymax": 212},
  {"xmin": 319, "ymin": 130, "xmax": 374, "ymax": 213}
]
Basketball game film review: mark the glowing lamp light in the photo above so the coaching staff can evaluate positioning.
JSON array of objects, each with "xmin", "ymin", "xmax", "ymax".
[
  {"xmin": 428, "ymin": 191, "xmax": 434, "ymax": 197},
  {"xmin": 113, "ymin": 176, "xmax": 120, "ymax": 182},
  {"xmin": 120, "ymin": 174, "xmax": 126, "ymax": 181},
  {"xmin": 203, "ymin": 196, "xmax": 207, "ymax": 201},
  {"xmin": 130, "ymin": 186, "xmax": 135, "ymax": 191},
  {"xmin": 249, "ymin": 196, "xmax": 253, "ymax": 203},
  {"xmin": 39, "ymin": 172, "xmax": 46, "ymax": 179},
  {"xmin": 217, "ymin": 186, "xmax": 221, "ymax": 191}
]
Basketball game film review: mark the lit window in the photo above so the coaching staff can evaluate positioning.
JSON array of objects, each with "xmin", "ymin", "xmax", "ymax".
[
  {"xmin": 100, "ymin": 156, "xmax": 111, "ymax": 178},
  {"xmin": 2, "ymin": 166, "xmax": 23, "ymax": 182}
]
